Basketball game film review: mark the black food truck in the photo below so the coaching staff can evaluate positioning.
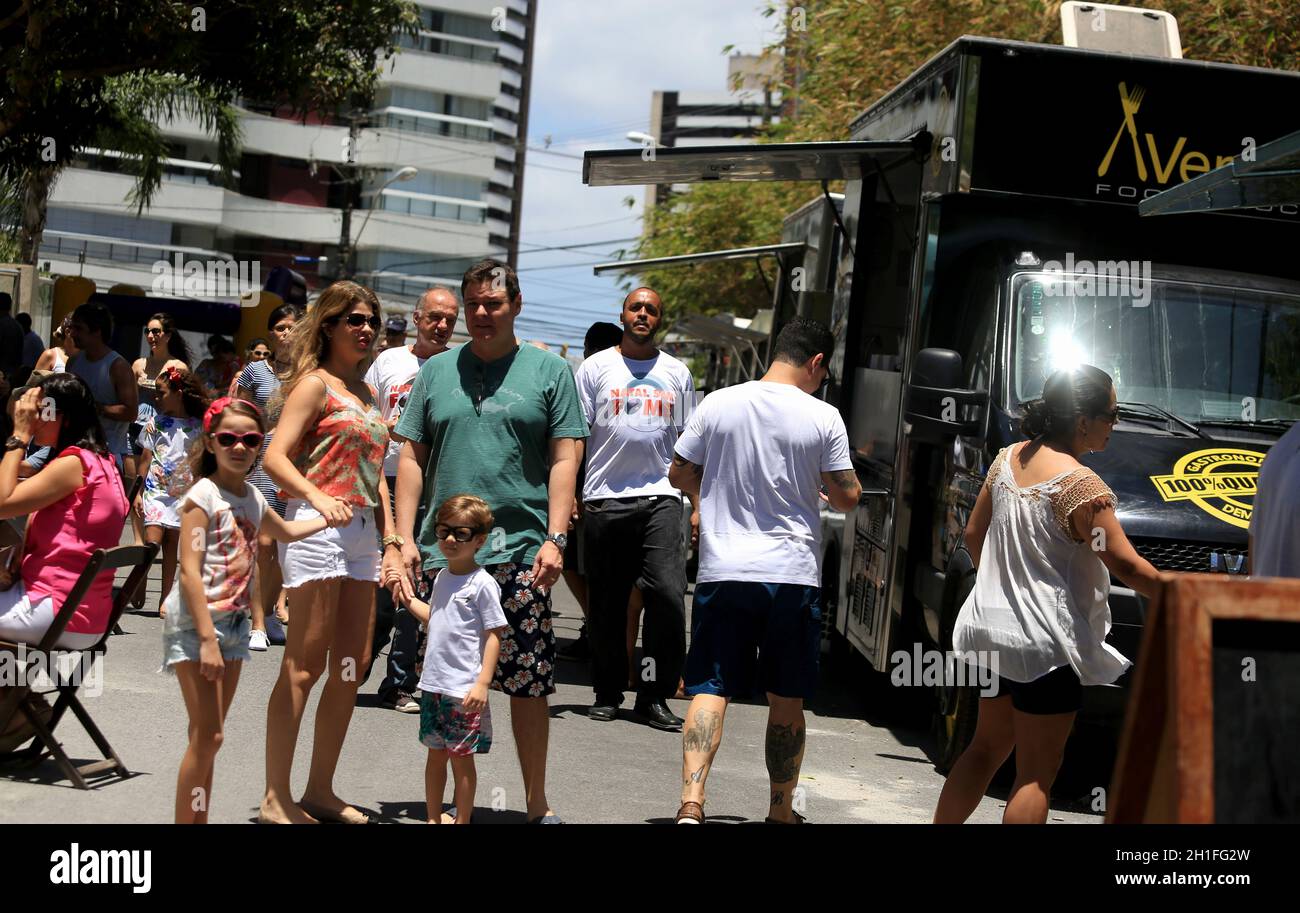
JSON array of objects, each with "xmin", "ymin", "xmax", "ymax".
[{"xmin": 583, "ymin": 36, "xmax": 1300, "ymax": 767}]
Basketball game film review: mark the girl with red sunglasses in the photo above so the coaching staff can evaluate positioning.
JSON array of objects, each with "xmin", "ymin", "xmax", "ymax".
[{"xmin": 162, "ymin": 396, "xmax": 336, "ymax": 824}]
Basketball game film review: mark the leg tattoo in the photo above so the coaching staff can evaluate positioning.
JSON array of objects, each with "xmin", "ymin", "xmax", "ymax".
[
  {"xmin": 765, "ymin": 722, "xmax": 805, "ymax": 784},
  {"xmin": 682, "ymin": 710, "xmax": 721, "ymax": 753}
]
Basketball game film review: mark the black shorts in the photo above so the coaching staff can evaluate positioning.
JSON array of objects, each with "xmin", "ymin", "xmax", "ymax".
[
  {"xmin": 563, "ymin": 517, "xmax": 584, "ymax": 574},
  {"xmin": 991, "ymin": 665, "xmax": 1082, "ymax": 715},
  {"xmin": 126, "ymin": 421, "xmax": 145, "ymax": 458}
]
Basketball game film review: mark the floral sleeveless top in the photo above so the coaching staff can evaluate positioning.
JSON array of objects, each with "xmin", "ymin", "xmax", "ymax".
[{"xmin": 286, "ymin": 378, "xmax": 388, "ymax": 508}]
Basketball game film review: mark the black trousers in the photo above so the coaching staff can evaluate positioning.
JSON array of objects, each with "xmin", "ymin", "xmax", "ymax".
[{"xmin": 583, "ymin": 495, "xmax": 687, "ymax": 704}]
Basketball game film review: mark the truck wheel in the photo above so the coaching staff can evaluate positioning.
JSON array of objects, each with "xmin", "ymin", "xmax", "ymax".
[
  {"xmin": 934, "ymin": 683, "xmax": 978, "ymax": 773},
  {"xmin": 933, "ymin": 561, "xmax": 978, "ymax": 772}
]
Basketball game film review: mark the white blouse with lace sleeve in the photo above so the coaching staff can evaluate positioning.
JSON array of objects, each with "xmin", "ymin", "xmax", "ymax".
[{"xmin": 953, "ymin": 444, "xmax": 1131, "ymax": 686}]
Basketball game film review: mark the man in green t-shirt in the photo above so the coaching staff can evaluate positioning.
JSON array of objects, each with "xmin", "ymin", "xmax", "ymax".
[{"xmin": 387, "ymin": 258, "xmax": 586, "ymax": 824}]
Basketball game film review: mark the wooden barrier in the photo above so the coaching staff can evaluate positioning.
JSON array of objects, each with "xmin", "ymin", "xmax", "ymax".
[{"xmin": 1107, "ymin": 573, "xmax": 1300, "ymax": 823}]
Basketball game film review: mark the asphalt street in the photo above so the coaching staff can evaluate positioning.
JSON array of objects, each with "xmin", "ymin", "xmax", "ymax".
[{"xmin": 0, "ymin": 556, "xmax": 1103, "ymax": 824}]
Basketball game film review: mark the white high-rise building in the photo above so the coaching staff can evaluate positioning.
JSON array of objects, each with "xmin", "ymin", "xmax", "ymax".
[{"xmin": 39, "ymin": 0, "xmax": 536, "ymax": 305}]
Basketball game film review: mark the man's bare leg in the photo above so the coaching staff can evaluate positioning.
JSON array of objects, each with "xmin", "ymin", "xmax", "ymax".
[
  {"xmin": 511, "ymin": 694, "xmax": 554, "ymax": 821},
  {"xmin": 679, "ymin": 694, "xmax": 727, "ymax": 821},
  {"xmin": 765, "ymin": 694, "xmax": 806, "ymax": 823}
]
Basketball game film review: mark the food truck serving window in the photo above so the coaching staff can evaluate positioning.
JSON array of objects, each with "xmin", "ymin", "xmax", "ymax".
[{"xmin": 1011, "ymin": 271, "xmax": 1300, "ymax": 425}]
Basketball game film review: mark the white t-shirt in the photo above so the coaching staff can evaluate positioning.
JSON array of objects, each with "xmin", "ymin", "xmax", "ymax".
[
  {"xmin": 1250, "ymin": 421, "xmax": 1300, "ymax": 578},
  {"xmin": 162, "ymin": 478, "xmax": 268, "ymax": 631},
  {"xmin": 364, "ymin": 345, "xmax": 429, "ymax": 477},
  {"xmin": 575, "ymin": 346, "xmax": 697, "ymax": 500},
  {"xmin": 418, "ymin": 567, "xmax": 509, "ymax": 700},
  {"xmin": 675, "ymin": 381, "xmax": 853, "ymax": 587}
]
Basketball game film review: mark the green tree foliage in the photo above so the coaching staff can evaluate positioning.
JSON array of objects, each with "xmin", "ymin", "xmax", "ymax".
[
  {"xmin": 627, "ymin": 0, "xmax": 1299, "ymax": 321},
  {"xmin": 0, "ymin": 0, "xmax": 418, "ymax": 262}
]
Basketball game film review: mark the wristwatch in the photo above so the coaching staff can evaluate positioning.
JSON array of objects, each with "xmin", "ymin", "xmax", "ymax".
[
  {"xmin": 544, "ymin": 532, "xmax": 568, "ymax": 551},
  {"xmin": 4, "ymin": 435, "xmax": 29, "ymax": 453},
  {"xmin": 381, "ymin": 534, "xmax": 405, "ymax": 550}
]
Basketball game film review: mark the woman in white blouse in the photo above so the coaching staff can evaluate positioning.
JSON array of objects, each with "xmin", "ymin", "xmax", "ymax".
[{"xmin": 934, "ymin": 365, "xmax": 1161, "ymax": 824}]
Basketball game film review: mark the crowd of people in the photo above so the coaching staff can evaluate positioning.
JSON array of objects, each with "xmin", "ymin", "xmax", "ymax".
[{"xmin": 0, "ymin": 257, "xmax": 1296, "ymax": 826}]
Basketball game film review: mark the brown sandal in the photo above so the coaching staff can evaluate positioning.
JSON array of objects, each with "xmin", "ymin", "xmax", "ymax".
[{"xmin": 675, "ymin": 801, "xmax": 704, "ymax": 824}]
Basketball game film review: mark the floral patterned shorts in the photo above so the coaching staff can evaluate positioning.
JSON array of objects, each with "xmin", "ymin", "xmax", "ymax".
[
  {"xmin": 485, "ymin": 562, "xmax": 555, "ymax": 698},
  {"xmin": 419, "ymin": 691, "xmax": 492, "ymax": 756}
]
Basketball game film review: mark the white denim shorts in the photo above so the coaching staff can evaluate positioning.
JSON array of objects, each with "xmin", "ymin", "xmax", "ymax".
[{"xmin": 278, "ymin": 498, "xmax": 381, "ymax": 589}]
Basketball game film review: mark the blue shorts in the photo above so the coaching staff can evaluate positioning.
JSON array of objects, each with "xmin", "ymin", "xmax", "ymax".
[
  {"xmin": 683, "ymin": 581, "xmax": 822, "ymax": 700},
  {"xmin": 162, "ymin": 612, "xmax": 251, "ymax": 672}
]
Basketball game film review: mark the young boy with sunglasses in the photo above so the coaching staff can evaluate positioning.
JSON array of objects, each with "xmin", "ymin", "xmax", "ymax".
[{"xmin": 387, "ymin": 494, "xmax": 508, "ymax": 824}]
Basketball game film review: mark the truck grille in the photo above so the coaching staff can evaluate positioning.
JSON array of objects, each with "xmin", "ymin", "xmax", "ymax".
[{"xmin": 1129, "ymin": 537, "xmax": 1245, "ymax": 574}]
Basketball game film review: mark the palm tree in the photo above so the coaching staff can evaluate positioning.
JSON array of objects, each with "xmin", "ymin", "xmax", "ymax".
[{"xmin": 4, "ymin": 72, "xmax": 241, "ymax": 266}]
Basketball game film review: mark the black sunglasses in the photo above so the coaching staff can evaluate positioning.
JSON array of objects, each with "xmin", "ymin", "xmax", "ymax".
[
  {"xmin": 333, "ymin": 313, "xmax": 382, "ymax": 331},
  {"xmin": 214, "ymin": 431, "xmax": 265, "ymax": 449},
  {"xmin": 435, "ymin": 524, "xmax": 483, "ymax": 543}
]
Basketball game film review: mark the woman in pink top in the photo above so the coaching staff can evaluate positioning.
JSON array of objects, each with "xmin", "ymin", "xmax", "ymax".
[
  {"xmin": 260, "ymin": 281, "xmax": 393, "ymax": 825},
  {"xmin": 0, "ymin": 374, "xmax": 128, "ymax": 745}
]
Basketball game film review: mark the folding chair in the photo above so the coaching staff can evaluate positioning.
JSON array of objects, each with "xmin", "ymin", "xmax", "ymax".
[
  {"xmin": 115, "ymin": 474, "xmax": 146, "ymax": 629},
  {"xmin": 0, "ymin": 542, "xmax": 159, "ymax": 788}
]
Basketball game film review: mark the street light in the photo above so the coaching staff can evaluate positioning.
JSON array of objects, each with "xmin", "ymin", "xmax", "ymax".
[
  {"xmin": 345, "ymin": 165, "xmax": 418, "ymax": 277},
  {"xmin": 626, "ymin": 131, "xmax": 659, "ymax": 147}
]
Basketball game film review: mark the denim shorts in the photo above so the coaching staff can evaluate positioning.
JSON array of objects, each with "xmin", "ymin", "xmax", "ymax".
[
  {"xmin": 684, "ymin": 581, "xmax": 822, "ymax": 700},
  {"xmin": 162, "ymin": 612, "xmax": 251, "ymax": 672},
  {"xmin": 279, "ymin": 498, "xmax": 381, "ymax": 588}
]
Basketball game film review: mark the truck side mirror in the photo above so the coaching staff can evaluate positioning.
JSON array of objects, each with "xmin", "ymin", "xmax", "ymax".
[{"xmin": 905, "ymin": 347, "xmax": 987, "ymax": 443}]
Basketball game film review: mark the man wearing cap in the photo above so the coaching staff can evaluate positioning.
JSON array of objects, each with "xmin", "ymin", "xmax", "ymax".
[
  {"xmin": 363, "ymin": 289, "xmax": 460, "ymax": 712},
  {"xmin": 379, "ymin": 315, "xmax": 408, "ymax": 354}
]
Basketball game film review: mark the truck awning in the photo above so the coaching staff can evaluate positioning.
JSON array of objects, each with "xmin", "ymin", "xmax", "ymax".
[
  {"xmin": 590, "ymin": 242, "xmax": 805, "ymax": 275},
  {"xmin": 1139, "ymin": 127, "xmax": 1300, "ymax": 216},
  {"xmin": 582, "ymin": 137, "xmax": 929, "ymax": 187}
]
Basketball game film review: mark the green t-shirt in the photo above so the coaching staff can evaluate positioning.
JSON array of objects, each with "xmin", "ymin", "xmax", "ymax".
[{"xmin": 394, "ymin": 343, "xmax": 588, "ymax": 570}]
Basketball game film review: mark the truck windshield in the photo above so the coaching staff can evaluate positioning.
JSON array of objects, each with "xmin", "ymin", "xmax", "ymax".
[{"xmin": 1011, "ymin": 270, "xmax": 1300, "ymax": 425}]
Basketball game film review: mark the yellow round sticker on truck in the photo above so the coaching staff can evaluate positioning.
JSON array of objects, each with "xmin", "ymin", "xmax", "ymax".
[{"xmin": 1149, "ymin": 448, "xmax": 1264, "ymax": 530}]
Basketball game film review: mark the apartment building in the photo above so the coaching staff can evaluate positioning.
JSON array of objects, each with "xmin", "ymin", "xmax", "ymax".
[
  {"xmin": 39, "ymin": 0, "xmax": 536, "ymax": 307},
  {"xmin": 644, "ymin": 53, "xmax": 780, "ymax": 209}
]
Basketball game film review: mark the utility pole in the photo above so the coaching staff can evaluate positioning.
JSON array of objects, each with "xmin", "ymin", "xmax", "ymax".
[{"xmin": 336, "ymin": 112, "xmax": 361, "ymax": 280}]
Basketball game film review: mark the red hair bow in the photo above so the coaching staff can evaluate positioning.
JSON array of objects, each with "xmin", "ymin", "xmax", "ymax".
[{"xmin": 203, "ymin": 396, "xmax": 262, "ymax": 432}]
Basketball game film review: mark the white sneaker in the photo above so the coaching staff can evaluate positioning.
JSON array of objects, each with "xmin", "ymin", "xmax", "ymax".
[{"xmin": 249, "ymin": 629, "xmax": 270, "ymax": 652}]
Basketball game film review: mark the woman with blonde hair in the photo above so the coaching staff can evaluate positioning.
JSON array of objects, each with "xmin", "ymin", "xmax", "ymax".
[{"xmin": 260, "ymin": 281, "xmax": 393, "ymax": 824}]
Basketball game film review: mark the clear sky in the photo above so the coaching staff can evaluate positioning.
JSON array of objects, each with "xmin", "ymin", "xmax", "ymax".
[{"xmin": 511, "ymin": 0, "xmax": 781, "ymax": 353}]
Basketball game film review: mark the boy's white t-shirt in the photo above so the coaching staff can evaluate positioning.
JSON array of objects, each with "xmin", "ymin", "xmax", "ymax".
[
  {"xmin": 575, "ymin": 346, "xmax": 696, "ymax": 501},
  {"xmin": 364, "ymin": 345, "xmax": 428, "ymax": 477},
  {"xmin": 162, "ymin": 478, "xmax": 267, "ymax": 633},
  {"xmin": 418, "ymin": 567, "xmax": 508, "ymax": 700},
  {"xmin": 674, "ymin": 381, "xmax": 853, "ymax": 587}
]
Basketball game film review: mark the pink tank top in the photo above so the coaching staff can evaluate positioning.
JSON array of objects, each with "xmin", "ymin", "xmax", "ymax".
[{"xmin": 22, "ymin": 447, "xmax": 129, "ymax": 635}]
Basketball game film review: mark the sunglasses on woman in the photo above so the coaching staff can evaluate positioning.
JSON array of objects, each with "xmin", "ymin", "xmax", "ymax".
[
  {"xmin": 145, "ymin": 327, "xmax": 165, "ymax": 337},
  {"xmin": 334, "ymin": 313, "xmax": 382, "ymax": 330},
  {"xmin": 434, "ymin": 524, "xmax": 484, "ymax": 543},
  {"xmin": 213, "ymin": 431, "xmax": 265, "ymax": 449}
]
